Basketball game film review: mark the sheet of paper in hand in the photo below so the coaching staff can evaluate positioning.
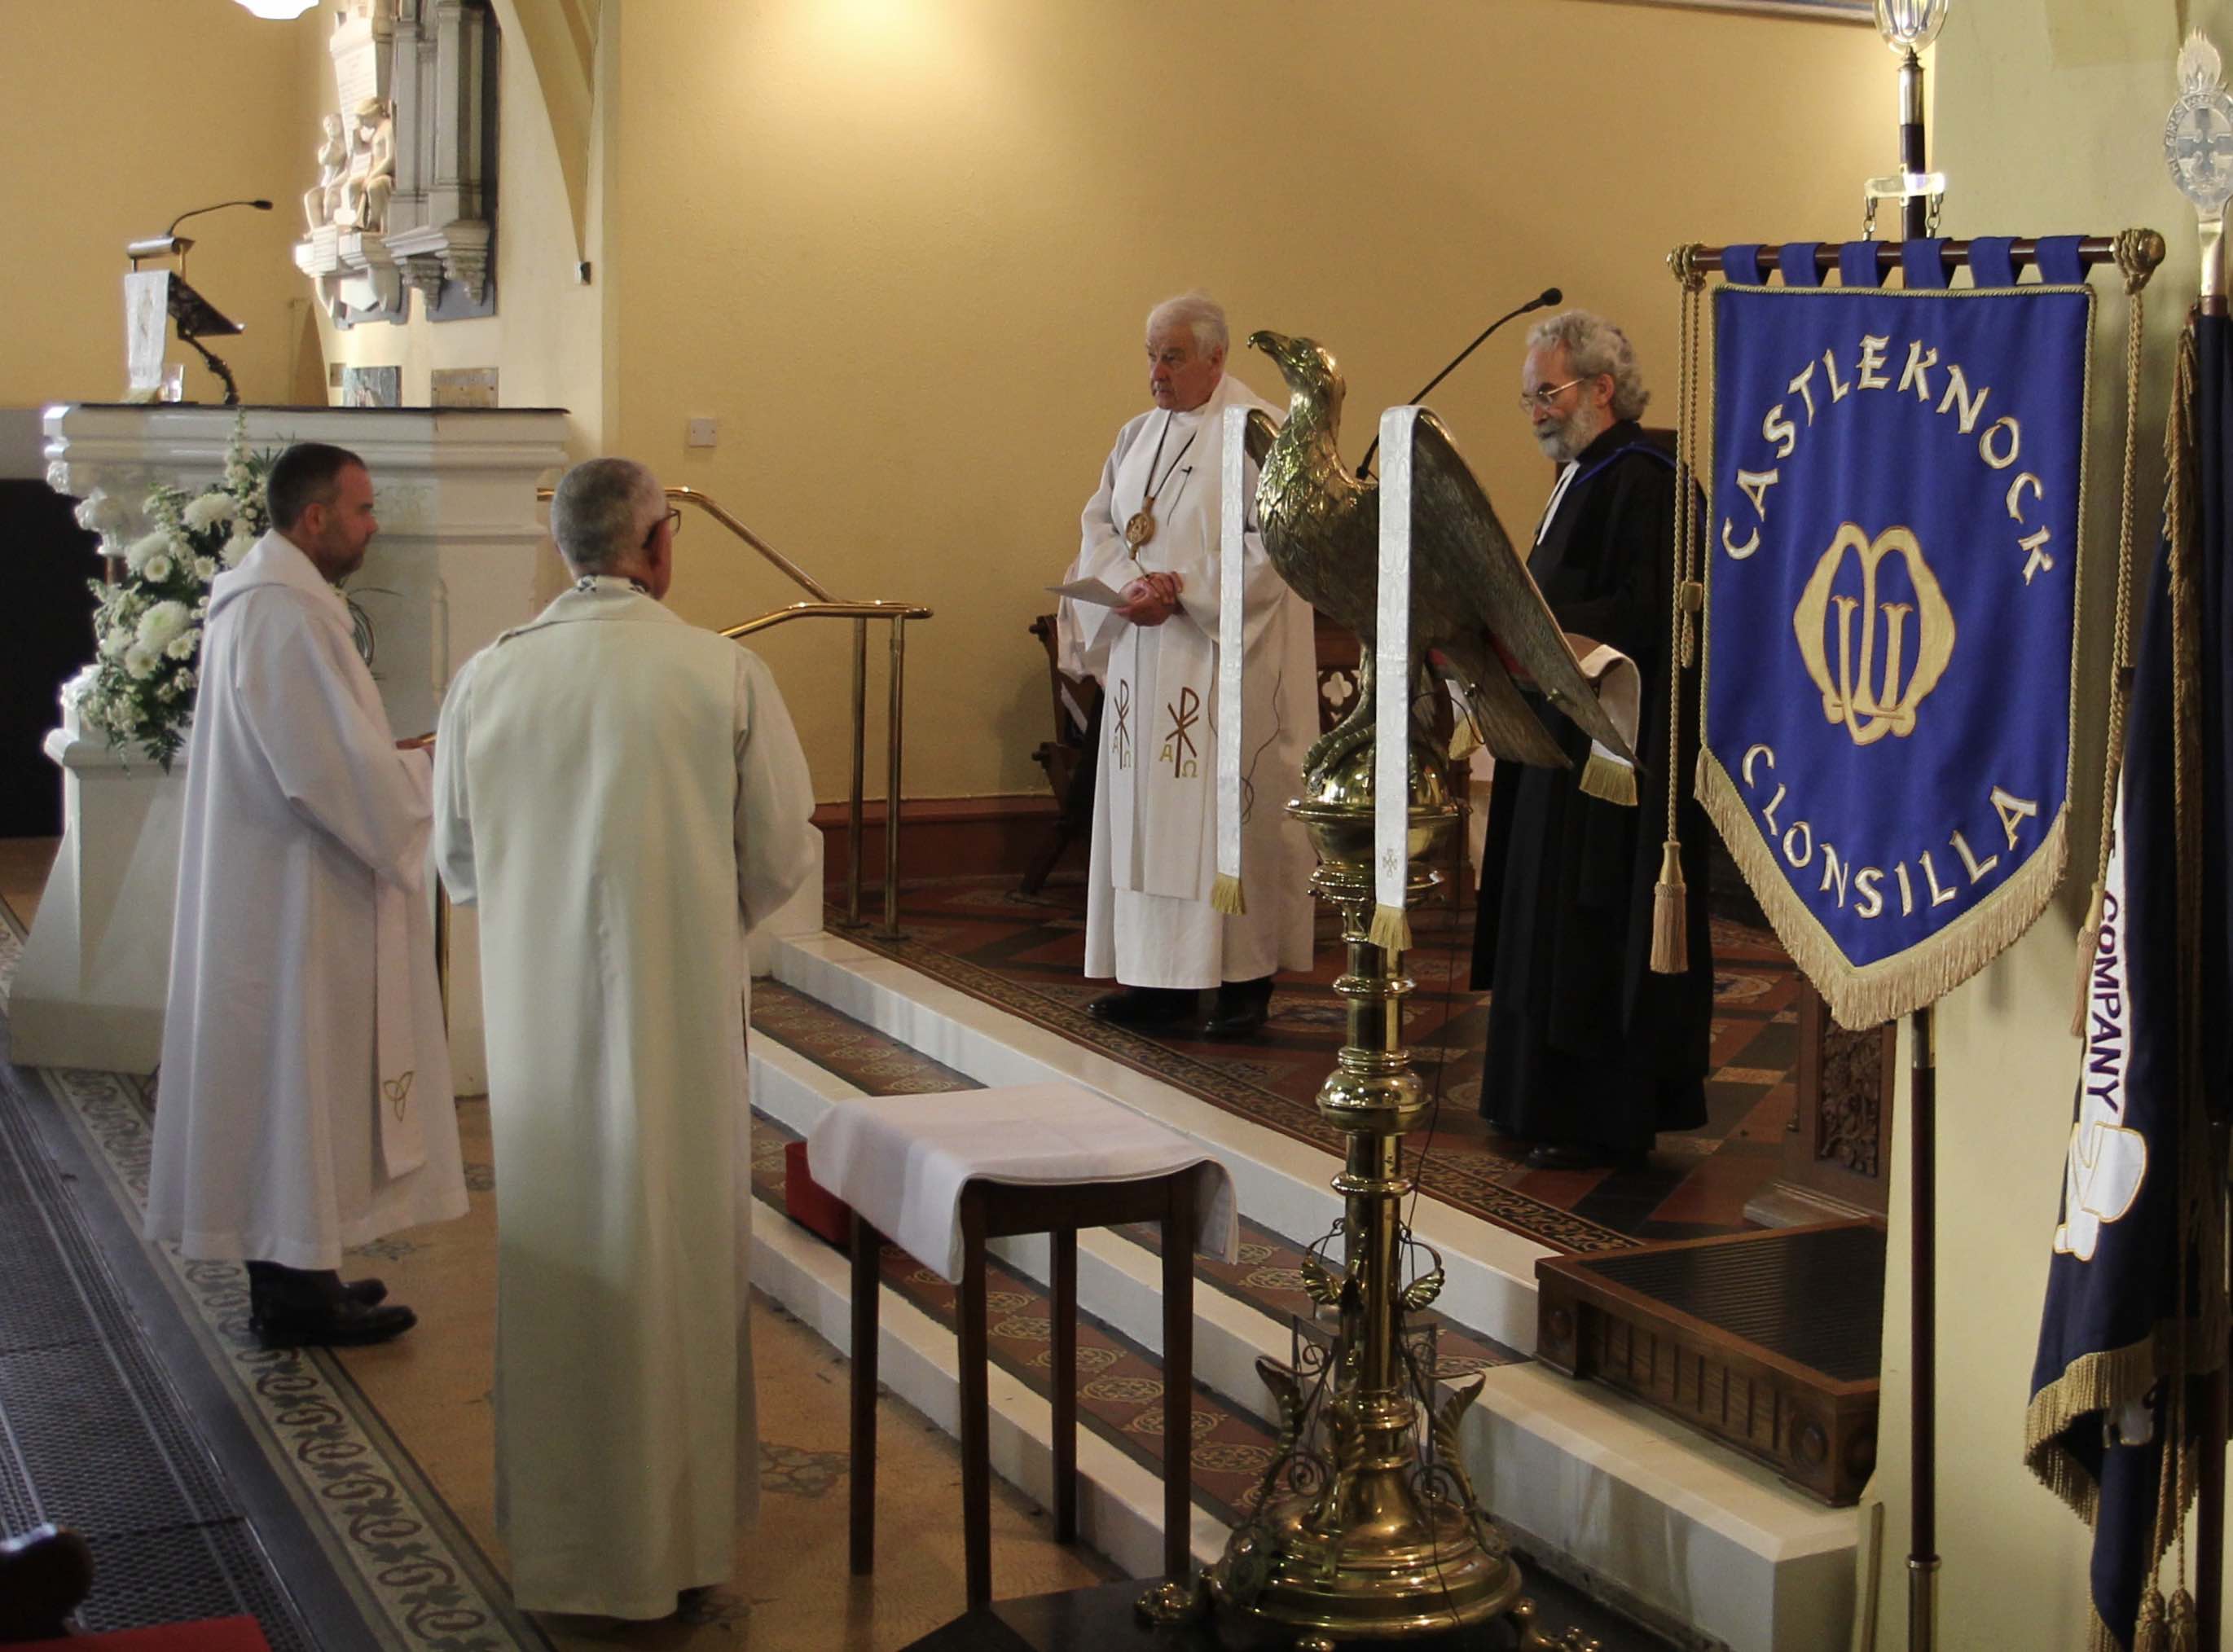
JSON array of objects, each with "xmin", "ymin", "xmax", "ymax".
[
  {"xmin": 1701, "ymin": 266, "xmax": 2094, "ymax": 1028},
  {"xmin": 1048, "ymin": 576, "xmax": 1127, "ymax": 606}
]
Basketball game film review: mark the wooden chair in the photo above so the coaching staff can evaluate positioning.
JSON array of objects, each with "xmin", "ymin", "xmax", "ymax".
[{"xmin": 1019, "ymin": 615, "xmax": 1101, "ymax": 894}]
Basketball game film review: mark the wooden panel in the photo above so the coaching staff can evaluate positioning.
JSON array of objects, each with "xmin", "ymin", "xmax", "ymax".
[{"xmin": 1536, "ymin": 1222, "xmax": 1883, "ymax": 1505}]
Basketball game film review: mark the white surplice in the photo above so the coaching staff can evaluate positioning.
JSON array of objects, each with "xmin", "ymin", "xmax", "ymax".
[
  {"xmin": 1059, "ymin": 371, "xmax": 1317, "ymax": 988},
  {"xmin": 145, "ymin": 531, "xmax": 467, "ymax": 1270},
  {"xmin": 432, "ymin": 578, "xmax": 817, "ymax": 1619}
]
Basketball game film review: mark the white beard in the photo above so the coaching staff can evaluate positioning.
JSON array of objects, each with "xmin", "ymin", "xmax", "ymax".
[{"xmin": 1534, "ymin": 406, "xmax": 1610, "ymax": 464}]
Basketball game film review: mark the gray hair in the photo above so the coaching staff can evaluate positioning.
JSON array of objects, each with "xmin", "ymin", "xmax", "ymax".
[
  {"xmin": 1145, "ymin": 291, "xmax": 1229, "ymax": 357},
  {"xmin": 549, "ymin": 457, "xmax": 665, "ymax": 573},
  {"xmin": 1527, "ymin": 310, "xmax": 1650, "ymax": 423}
]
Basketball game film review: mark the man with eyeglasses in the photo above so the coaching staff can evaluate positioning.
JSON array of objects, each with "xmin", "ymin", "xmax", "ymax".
[
  {"xmin": 431, "ymin": 457, "xmax": 818, "ymax": 1617},
  {"xmin": 1470, "ymin": 311, "xmax": 1713, "ymax": 1171},
  {"xmin": 1055, "ymin": 291, "xmax": 1318, "ymax": 1039}
]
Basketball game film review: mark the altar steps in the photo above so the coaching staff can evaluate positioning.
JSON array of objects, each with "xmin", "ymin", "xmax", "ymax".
[{"xmin": 748, "ymin": 924, "xmax": 1861, "ymax": 1652}]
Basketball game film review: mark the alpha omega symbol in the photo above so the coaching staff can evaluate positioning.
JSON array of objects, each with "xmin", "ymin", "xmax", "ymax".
[
  {"xmin": 1161, "ymin": 686, "xmax": 1201, "ymax": 779},
  {"xmin": 1791, "ymin": 523, "xmax": 1957, "ymax": 747}
]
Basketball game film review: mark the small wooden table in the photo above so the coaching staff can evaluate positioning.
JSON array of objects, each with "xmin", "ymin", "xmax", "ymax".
[{"xmin": 809, "ymin": 1085, "xmax": 1233, "ymax": 1613}]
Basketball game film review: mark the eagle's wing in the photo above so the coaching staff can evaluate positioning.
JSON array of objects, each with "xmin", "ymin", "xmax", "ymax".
[
  {"xmin": 1434, "ymin": 635, "xmax": 1568, "ymax": 769},
  {"xmin": 1242, "ymin": 407, "xmax": 1278, "ymax": 468},
  {"xmin": 1409, "ymin": 411, "xmax": 1635, "ymax": 763}
]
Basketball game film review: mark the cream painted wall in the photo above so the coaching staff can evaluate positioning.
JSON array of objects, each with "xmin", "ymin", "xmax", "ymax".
[
  {"xmin": 598, "ymin": 0, "xmax": 1892, "ymax": 804},
  {"xmin": 1853, "ymin": 4, "xmax": 2215, "ymax": 1649},
  {"xmin": 310, "ymin": 0, "xmax": 607, "ymax": 464},
  {"xmin": 0, "ymin": 3, "xmax": 321, "ymax": 409}
]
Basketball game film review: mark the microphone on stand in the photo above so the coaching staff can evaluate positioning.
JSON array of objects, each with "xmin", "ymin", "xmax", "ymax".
[
  {"xmin": 1356, "ymin": 286, "xmax": 1563, "ymax": 478},
  {"xmin": 128, "ymin": 200, "xmax": 276, "ymax": 266},
  {"xmin": 165, "ymin": 198, "xmax": 275, "ymax": 237}
]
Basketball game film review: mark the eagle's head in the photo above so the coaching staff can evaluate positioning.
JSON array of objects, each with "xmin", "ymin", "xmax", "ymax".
[{"xmin": 1241, "ymin": 332, "xmax": 1339, "ymax": 421}]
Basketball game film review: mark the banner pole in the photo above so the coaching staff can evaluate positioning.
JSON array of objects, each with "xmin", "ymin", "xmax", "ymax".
[
  {"xmin": 1894, "ymin": 37, "xmax": 1944, "ymax": 1652},
  {"xmin": 1907, "ymin": 1003, "xmax": 1940, "ymax": 1652}
]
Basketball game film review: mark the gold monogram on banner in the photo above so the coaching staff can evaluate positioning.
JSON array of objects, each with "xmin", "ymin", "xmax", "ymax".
[{"xmin": 1793, "ymin": 523, "xmax": 1956, "ymax": 746}]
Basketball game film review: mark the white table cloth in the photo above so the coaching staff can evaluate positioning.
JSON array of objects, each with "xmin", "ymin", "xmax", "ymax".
[{"xmin": 806, "ymin": 1083, "xmax": 1239, "ymax": 1284}]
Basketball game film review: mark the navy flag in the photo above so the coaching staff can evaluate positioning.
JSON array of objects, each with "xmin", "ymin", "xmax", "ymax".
[
  {"xmin": 1702, "ymin": 239, "xmax": 2094, "ymax": 1028},
  {"xmin": 2025, "ymin": 320, "xmax": 2227, "ymax": 1651}
]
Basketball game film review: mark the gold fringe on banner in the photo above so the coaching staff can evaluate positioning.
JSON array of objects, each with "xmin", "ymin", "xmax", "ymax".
[
  {"xmin": 1210, "ymin": 874, "xmax": 1246, "ymax": 916},
  {"xmin": 2024, "ymin": 1333, "xmax": 2183, "ymax": 1522},
  {"xmin": 1698, "ymin": 748, "xmax": 2068, "ymax": 1030},
  {"xmin": 1367, "ymin": 903, "xmax": 1411, "ymax": 955}
]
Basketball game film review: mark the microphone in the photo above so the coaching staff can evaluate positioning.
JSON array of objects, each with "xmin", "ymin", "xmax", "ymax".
[
  {"xmin": 1356, "ymin": 287, "xmax": 1563, "ymax": 478},
  {"xmin": 164, "ymin": 198, "xmax": 275, "ymax": 237}
]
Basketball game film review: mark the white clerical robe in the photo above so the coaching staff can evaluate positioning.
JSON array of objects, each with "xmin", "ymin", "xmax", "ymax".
[
  {"xmin": 1060, "ymin": 371, "xmax": 1317, "ymax": 988},
  {"xmin": 146, "ymin": 532, "xmax": 468, "ymax": 1270},
  {"xmin": 432, "ymin": 578, "xmax": 817, "ymax": 1619}
]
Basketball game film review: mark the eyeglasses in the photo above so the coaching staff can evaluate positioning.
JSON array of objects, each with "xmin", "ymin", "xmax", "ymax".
[
  {"xmin": 1517, "ymin": 377, "xmax": 1587, "ymax": 411},
  {"xmin": 644, "ymin": 506, "xmax": 681, "ymax": 548}
]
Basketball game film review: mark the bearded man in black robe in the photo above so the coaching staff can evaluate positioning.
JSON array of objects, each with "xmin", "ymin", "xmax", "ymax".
[{"xmin": 1470, "ymin": 310, "xmax": 1714, "ymax": 1171}]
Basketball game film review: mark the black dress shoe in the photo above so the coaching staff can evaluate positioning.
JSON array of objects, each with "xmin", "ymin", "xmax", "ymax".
[
  {"xmin": 252, "ymin": 1295, "xmax": 418, "ymax": 1350},
  {"xmin": 1523, "ymin": 1142, "xmax": 1646, "ymax": 1172},
  {"xmin": 1085, "ymin": 986, "xmax": 1198, "ymax": 1028},
  {"xmin": 1201, "ymin": 976, "xmax": 1276, "ymax": 1039},
  {"xmin": 343, "ymin": 1276, "xmax": 389, "ymax": 1307}
]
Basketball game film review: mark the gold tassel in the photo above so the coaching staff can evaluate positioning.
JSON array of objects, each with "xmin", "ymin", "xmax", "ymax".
[
  {"xmin": 1210, "ymin": 873, "xmax": 1247, "ymax": 916},
  {"xmin": 2167, "ymin": 1588, "xmax": 2198, "ymax": 1652},
  {"xmin": 1368, "ymin": 903, "xmax": 1412, "ymax": 955},
  {"xmin": 2134, "ymin": 1588, "xmax": 2169, "ymax": 1652},
  {"xmin": 2071, "ymin": 880, "xmax": 2105, "ymax": 1038},
  {"xmin": 1650, "ymin": 840, "xmax": 1687, "ymax": 974},
  {"xmin": 1579, "ymin": 751, "xmax": 1637, "ymax": 807}
]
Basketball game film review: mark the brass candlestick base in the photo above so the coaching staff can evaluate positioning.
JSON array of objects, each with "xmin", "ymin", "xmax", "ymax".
[{"xmin": 1134, "ymin": 732, "xmax": 1596, "ymax": 1650}]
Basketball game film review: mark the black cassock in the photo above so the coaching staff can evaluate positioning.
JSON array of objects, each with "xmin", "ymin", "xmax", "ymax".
[{"xmin": 1470, "ymin": 420, "xmax": 1713, "ymax": 1154}]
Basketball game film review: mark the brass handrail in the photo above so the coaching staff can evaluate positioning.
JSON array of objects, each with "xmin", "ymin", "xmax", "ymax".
[
  {"xmin": 668, "ymin": 485, "xmax": 835, "ymax": 602},
  {"xmin": 531, "ymin": 482, "xmax": 931, "ymax": 938},
  {"xmin": 534, "ymin": 484, "xmax": 837, "ymax": 600},
  {"xmin": 720, "ymin": 600, "xmax": 930, "ymax": 639}
]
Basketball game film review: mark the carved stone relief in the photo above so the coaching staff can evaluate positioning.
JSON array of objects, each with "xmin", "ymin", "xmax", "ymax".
[{"xmin": 294, "ymin": 0, "xmax": 496, "ymax": 328}]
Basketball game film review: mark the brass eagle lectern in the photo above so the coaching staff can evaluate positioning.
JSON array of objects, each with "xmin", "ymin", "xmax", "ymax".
[{"xmin": 1139, "ymin": 336, "xmax": 1598, "ymax": 1650}]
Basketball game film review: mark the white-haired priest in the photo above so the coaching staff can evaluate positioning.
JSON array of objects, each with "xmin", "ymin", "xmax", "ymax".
[
  {"xmin": 433, "ymin": 457, "xmax": 817, "ymax": 1619},
  {"xmin": 1057, "ymin": 291, "xmax": 1317, "ymax": 1039}
]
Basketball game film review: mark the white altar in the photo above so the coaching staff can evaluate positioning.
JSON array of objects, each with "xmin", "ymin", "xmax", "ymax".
[{"xmin": 12, "ymin": 402, "xmax": 569, "ymax": 1084}]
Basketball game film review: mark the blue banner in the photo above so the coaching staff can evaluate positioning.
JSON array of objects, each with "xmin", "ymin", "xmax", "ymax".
[
  {"xmin": 2027, "ymin": 314, "xmax": 2230, "ymax": 1652},
  {"xmin": 1703, "ymin": 279, "xmax": 2094, "ymax": 1026}
]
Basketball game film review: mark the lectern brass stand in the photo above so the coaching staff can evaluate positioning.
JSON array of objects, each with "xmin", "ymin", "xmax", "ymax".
[{"xmin": 1143, "ymin": 727, "xmax": 1593, "ymax": 1651}]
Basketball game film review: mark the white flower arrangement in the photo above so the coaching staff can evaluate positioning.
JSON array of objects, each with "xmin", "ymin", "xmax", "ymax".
[
  {"xmin": 77, "ymin": 415, "xmax": 274, "ymax": 768},
  {"xmin": 182, "ymin": 493, "xmax": 238, "ymax": 531}
]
